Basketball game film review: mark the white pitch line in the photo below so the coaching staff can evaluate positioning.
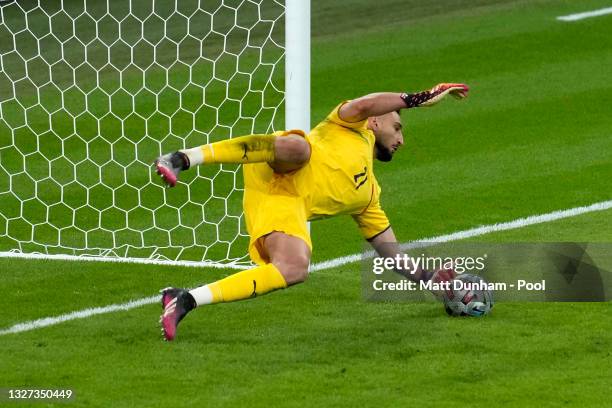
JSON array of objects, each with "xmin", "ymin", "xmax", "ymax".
[
  {"xmin": 0, "ymin": 251, "xmax": 249, "ymax": 270},
  {"xmin": 557, "ymin": 6, "xmax": 612, "ymax": 22},
  {"xmin": 1, "ymin": 199, "xmax": 611, "ymax": 336},
  {"xmin": 0, "ymin": 296, "xmax": 159, "ymax": 336}
]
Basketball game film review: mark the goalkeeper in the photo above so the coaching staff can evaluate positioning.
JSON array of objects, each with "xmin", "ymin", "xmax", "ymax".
[{"xmin": 155, "ymin": 83, "xmax": 468, "ymax": 341}]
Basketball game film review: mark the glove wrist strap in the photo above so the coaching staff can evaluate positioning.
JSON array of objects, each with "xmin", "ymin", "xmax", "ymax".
[{"xmin": 400, "ymin": 91, "xmax": 432, "ymax": 108}]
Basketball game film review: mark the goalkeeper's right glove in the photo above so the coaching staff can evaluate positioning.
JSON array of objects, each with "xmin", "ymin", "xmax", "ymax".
[
  {"xmin": 427, "ymin": 267, "xmax": 457, "ymax": 299},
  {"xmin": 154, "ymin": 151, "xmax": 189, "ymax": 187},
  {"xmin": 401, "ymin": 83, "xmax": 469, "ymax": 108}
]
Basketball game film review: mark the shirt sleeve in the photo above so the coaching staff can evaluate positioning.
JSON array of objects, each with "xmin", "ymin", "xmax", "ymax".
[
  {"xmin": 327, "ymin": 101, "xmax": 368, "ymax": 130},
  {"xmin": 352, "ymin": 183, "xmax": 390, "ymax": 240}
]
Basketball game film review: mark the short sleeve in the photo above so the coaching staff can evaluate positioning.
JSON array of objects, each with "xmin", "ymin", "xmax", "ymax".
[
  {"xmin": 327, "ymin": 101, "xmax": 368, "ymax": 130},
  {"xmin": 352, "ymin": 183, "xmax": 390, "ymax": 240}
]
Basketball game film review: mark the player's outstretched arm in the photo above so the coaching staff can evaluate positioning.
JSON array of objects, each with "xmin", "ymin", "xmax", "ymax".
[
  {"xmin": 368, "ymin": 227, "xmax": 428, "ymax": 282},
  {"xmin": 339, "ymin": 83, "xmax": 469, "ymax": 123},
  {"xmin": 368, "ymin": 227, "xmax": 456, "ymax": 291}
]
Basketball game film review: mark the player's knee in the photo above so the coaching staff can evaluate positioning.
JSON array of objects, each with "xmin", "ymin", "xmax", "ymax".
[
  {"xmin": 275, "ymin": 135, "xmax": 310, "ymax": 164},
  {"xmin": 273, "ymin": 254, "xmax": 310, "ymax": 285}
]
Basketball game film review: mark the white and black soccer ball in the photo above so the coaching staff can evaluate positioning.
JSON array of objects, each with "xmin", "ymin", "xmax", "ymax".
[{"xmin": 443, "ymin": 273, "xmax": 494, "ymax": 317}]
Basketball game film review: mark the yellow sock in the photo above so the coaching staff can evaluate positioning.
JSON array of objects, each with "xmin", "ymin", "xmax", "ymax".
[
  {"xmin": 189, "ymin": 263, "xmax": 287, "ymax": 305},
  {"xmin": 181, "ymin": 134, "xmax": 276, "ymax": 166}
]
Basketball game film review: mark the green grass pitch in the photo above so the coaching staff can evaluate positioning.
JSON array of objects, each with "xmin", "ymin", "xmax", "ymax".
[{"xmin": 1, "ymin": 0, "xmax": 612, "ymax": 406}]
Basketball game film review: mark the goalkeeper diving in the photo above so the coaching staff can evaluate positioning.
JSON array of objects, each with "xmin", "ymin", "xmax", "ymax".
[{"xmin": 155, "ymin": 83, "xmax": 469, "ymax": 341}]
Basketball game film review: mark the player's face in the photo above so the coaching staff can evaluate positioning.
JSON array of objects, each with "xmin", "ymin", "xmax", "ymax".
[{"xmin": 372, "ymin": 112, "xmax": 403, "ymax": 162}]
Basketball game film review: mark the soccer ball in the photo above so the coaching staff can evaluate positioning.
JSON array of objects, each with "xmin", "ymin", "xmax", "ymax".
[{"xmin": 443, "ymin": 273, "xmax": 494, "ymax": 317}]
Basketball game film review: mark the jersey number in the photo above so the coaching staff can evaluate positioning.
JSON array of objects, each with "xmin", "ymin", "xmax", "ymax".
[{"xmin": 353, "ymin": 166, "xmax": 368, "ymax": 190}]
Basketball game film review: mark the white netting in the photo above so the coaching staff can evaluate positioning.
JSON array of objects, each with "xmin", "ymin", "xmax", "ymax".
[{"xmin": 0, "ymin": 0, "xmax": 285, "ymax": 264}]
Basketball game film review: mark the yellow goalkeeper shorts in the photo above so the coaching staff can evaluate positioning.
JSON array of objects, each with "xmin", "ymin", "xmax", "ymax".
[{"xmin": 242, "ymin": 131, "xmax": 312, "ymax": 265}]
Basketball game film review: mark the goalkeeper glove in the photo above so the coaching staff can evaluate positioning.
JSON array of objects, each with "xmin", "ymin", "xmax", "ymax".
[
  {"xmin": 154, "ymin": 151, "xmax": 189, "ymax": 187},
  {"xmin": 401, "ymin": 83, "xmax": 469, "ymax": 108},
  {"xmin": 427, "ymin": 267, "xmax": 458, "ymax": 299}
]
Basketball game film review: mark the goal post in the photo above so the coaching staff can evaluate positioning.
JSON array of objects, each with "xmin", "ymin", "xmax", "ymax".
[
  {"xmin": 285, "ymin": 0, "xmax": 310, "ymax": 132},
  {"xmin": 0, "ymin": 0, "xmax": 310, "ymax": 266}
]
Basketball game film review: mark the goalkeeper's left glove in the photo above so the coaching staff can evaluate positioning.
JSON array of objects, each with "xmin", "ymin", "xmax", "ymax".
[{"xmin": 401, "ymin": 83, "xmax": 469, "ymax": 108}]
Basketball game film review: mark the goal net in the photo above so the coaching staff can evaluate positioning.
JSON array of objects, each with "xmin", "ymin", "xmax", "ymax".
[{"xmin": 0, "ymin": 0, "xmax": 288, "ymax": 265}]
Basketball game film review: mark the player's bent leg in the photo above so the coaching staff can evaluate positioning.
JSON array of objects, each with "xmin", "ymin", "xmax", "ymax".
[
  {"xmin": 159, "ymin": 232, "xmax": 310, "ymax": 341},
  {"xmin": 263, "ymin": 231, "xmax": 311, "ymax": 284},
  {"xmin": 154, "ymin": 134, "xmax": 276, "ymax": 186},
  {"xmin": 154, "ymin": 132, "xmax": 309, "ymax": 186},
  {"xmin": 160, "ymin": 263, "xmax": 288, "ymax": 341}
]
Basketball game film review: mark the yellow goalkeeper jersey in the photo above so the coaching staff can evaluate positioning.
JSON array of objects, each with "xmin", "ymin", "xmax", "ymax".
[
  {"xmin": 299, "ymin": 102, "xmax": 389, "ymax": 234},
  {"xmin": 243, "ymin": 102, "xmax": 390, "ymax": 264}
]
